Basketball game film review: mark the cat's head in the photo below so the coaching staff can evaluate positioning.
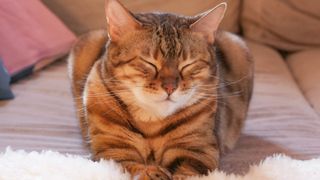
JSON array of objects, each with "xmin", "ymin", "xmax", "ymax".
[{"xmin": 104, "ymin": 0, "xmax": 226, "ymax": 120}]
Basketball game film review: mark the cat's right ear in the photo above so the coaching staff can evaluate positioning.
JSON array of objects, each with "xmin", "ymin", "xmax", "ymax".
[
  {"xmin": 190, "ymin": 3, "xmax": 227, "ymax": 44},
  {"xmin": 105, "ymin": 0, "xmax": 141, "ymax": 42}
]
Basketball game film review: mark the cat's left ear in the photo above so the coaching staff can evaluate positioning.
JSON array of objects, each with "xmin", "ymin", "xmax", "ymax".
[
  {"xmin": 190, "ymin": 3, "xmax": 227, "ymax": 44},
  {"xmin": 105, "ymin": 0, "xmax": 141, "ymax": 42}
]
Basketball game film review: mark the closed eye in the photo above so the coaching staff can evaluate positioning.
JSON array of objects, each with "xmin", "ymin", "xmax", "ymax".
[
  {"xmin": 180, "ymin": 60, "xmax": 209, "ymax": 78},
  {"xmin": 180, "ymin": 61, "xmax": 197, "ymax": 73},
  {"xmin": 139, "ymin": 58, "xmax": 158, "ymax": 77}
]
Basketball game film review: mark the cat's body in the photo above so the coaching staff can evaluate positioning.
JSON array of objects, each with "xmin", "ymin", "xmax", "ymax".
[{"xmin": 68, "ymin": 1, "xmax": 253, "ymax": 179}]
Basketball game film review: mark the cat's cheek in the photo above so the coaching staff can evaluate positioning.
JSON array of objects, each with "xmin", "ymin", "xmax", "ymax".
[
  {"xmin": 130, "ymin": 87, "xmax": 145, "ymax": 102},
  {"xmin": 171, "ymin": 88, "xmax": 196, "ymax": 107},
  {"xmin": 130, "ymin": 87, "xmax": 165, "ymax": 104}
]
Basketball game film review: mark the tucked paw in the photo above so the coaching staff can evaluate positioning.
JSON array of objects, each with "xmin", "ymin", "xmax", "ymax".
[
  {"xmin": 134, "ymin": 166, "xmax": 172, "ymax": 180},
  {"xmin": 147, "ymin": 167, "xmax": 171, "ymax": 180},
  {"xmin": 173, "ymin": 175, "xmax": 188, "ymax": 180}
]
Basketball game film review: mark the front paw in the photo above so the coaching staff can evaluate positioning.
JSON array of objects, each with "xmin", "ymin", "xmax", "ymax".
[
  {"xmin": 172, "ymin": 175, "xmax": 187, "ymax": 180},
  {"xmin": 134, "ymin": 166, "xmax": 172, "ymax": 180}
]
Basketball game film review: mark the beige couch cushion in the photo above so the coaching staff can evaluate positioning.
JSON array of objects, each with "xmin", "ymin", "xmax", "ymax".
[
  {"xmin": 287, "ymin": 48, "xmax": 320, "ymax": 115},
  {"xmin": 221, "ymin": 40, "xmax": 320, "ymax": 173},
  {"xmin": 241, "ymin": 0, "xmax": 320, "ymax": 51},
  {"xmin": 42, "ymin": 0, "xmax": 240, "ymax": 35}
]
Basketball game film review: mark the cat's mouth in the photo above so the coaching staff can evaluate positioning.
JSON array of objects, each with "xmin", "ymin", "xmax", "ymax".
[
  {"xmin": 157, "ymin": 96, "xmax": 176, "ymax": 103},
  {"xmin": 165, "ymin": 98, "xmax": 176, "ymax": 103}
]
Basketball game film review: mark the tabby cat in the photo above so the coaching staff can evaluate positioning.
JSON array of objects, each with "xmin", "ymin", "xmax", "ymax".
[{"xmin": 68, "ymin": 0, "xmax": 253, "ymax": 179}]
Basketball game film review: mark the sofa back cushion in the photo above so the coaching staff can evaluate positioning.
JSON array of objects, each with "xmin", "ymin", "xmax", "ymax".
[
  {"xmin": 43, "ymin": 0, "xmax": 240, "ymax": 35},
  {"xmin": 242, "ymin": 0, "xmax": 320, "ymax": 52},
  {"xmin": 0, "ymin": 0, "xmax": 76, "ymax": 78}
]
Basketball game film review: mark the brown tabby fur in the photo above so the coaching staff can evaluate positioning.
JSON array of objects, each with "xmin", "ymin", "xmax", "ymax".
[{"xmin": 68, "ymin": 3, "xmax": 253, "ymax": 180}]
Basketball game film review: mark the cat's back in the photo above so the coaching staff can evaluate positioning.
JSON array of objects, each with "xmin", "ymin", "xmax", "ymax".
[
  {"xmin": 68, "ymin": 29, "xmax": 108, "ymax": 138},
  {"xmin": 215, "ymin": 31, "xmax": 253, "ymax": 78},
  {"xmin": 68, "ymin": 29, "xmax": 108, "ymax": 97},
  {"xmin": 214, "ymin": 31, "xmax": 254, "ymax": 151},
  {"xmin": 215, "ymin": 31, "xmax": 253, "ymax": 101}
]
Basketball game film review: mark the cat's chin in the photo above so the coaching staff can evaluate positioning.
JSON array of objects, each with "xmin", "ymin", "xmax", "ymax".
[
  {"xmin": 129, "ymin": 88, "xmax": 197, "ymax": 122},
  {"xmin": 129, "ymin": 96, "xmax": 181, "ymax": 122},
  {"xmin": 156, "ymin": 98, "xmax": 176, "ymax": 103},
  {"xmin": 134, "ymin": 99, "xmax": 180, "ymax": 122}
]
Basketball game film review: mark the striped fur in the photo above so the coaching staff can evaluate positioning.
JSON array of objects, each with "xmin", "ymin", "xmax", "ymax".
[{"xmin": 68, "ymin": 2, "xmax": 253, "ymax": 180}]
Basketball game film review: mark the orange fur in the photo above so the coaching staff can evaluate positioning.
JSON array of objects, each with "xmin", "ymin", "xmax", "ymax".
[{"xmin": 68, "ymin": 1, "xmax": 253, "ymax": 179}]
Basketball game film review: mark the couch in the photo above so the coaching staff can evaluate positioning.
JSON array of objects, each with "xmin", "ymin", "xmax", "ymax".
[{"xmin": 0, "ymin": 0, "xmax": 319, "ymax": 174}]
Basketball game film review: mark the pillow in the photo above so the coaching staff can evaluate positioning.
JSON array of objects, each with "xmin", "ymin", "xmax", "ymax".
[
  {"xmin": 0, "ymin": 0, "xmax": 76, "ymax": 79},
  {"xmin": 43, "ymin": 0, "xmax": 241, "ymax": 35},
  {"xmin": 0, "ymin": 58, "xmax": 14, "ymax": 100},
  {"xmin": 241, "ymin": 0, "xmax": 320, "ymax": 52}
]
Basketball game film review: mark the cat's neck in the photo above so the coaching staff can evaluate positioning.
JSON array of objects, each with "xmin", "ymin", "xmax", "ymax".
[
  {"xmin": 123, "ymin": 91, "xmax": 202, "ymax": 123},
  {"xmin": 124, "ymin": 97, "xmax": 217, "ymax": 137}
]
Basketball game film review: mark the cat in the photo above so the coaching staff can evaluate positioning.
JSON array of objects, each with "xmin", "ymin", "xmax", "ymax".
[{"xmin": 68, "ymin": 0, "xmax": 253, "ymax": 179}]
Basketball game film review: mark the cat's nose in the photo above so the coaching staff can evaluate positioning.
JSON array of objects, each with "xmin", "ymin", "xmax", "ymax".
[{"xmin": 162, "ymin": 82, "xmax": 177, "ymax": 96}]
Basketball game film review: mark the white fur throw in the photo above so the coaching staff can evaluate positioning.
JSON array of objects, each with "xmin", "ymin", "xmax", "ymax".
[{"xmin": 1, "ymin": 148, "xmax": 320, "ymax": 180}]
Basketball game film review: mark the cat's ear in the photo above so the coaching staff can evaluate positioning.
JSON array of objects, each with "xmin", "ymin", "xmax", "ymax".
[
  {"xmin": 190, "ymin": 3, "xmax": 227, "ymax": 44},
  {"xmin": 105, "ymin": 0, "xmax": 141, "ymax": 42}
]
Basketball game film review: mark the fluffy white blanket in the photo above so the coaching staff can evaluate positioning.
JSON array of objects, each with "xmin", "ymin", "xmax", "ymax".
[{"xmin": 0, "ymin": 148, "xmax": 320, "ymax": 180}]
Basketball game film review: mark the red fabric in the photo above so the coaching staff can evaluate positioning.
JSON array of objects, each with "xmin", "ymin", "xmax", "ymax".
[{"xmin": 0, "ymin": 0, "xmax": 76, "ymax": 75}]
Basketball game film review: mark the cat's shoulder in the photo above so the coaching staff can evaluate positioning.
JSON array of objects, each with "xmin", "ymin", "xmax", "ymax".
[
  {"xmin": 72, "ymin": 29, "xmax": 108, "ymax": 53},
  {"xmin": 215, "ymin": 31, "xmax": 253, "ymax": 65},
  {"xmin": 68, "ymin": 29, "xmax": 109, "ymax": 87},
  {"xmin": 215, "ymin": 31, "xmax": 250, "ymax": 57},
  {"xmin": 68, "ymin": 29, "xmax": 108, "ymax": 72}
]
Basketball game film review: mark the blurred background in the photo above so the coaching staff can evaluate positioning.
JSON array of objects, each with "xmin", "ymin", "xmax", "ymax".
[{"xmin": 0, "ymin": 0, "xmax": 319, "ymax": 174}]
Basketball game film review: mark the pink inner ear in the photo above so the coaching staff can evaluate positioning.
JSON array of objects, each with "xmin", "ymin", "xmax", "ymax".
[
  {"xmin": 190, "ymin": 3, "xmax": 227, "ymax": 43},
  {"xmin": 105, "ymin": 0, "xmax": 141, "ymax": 42}
]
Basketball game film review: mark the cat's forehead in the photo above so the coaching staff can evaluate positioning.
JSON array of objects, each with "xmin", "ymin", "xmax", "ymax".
[
  {"xmin": 135, "ymin": 13, "xmax": 195, "ymax": 28},
  {"xmin": 135, "ymin": 13, "xmax": 207, "ymax": 60},
  {"xmin": 110, "ymin": 13, "xmax": 210, "ymax": 65}
]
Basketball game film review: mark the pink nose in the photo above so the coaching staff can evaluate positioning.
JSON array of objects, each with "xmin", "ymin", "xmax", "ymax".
[{"xmin": 162, "ymin": 83, "xmax": 177, "ymax": 95}]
